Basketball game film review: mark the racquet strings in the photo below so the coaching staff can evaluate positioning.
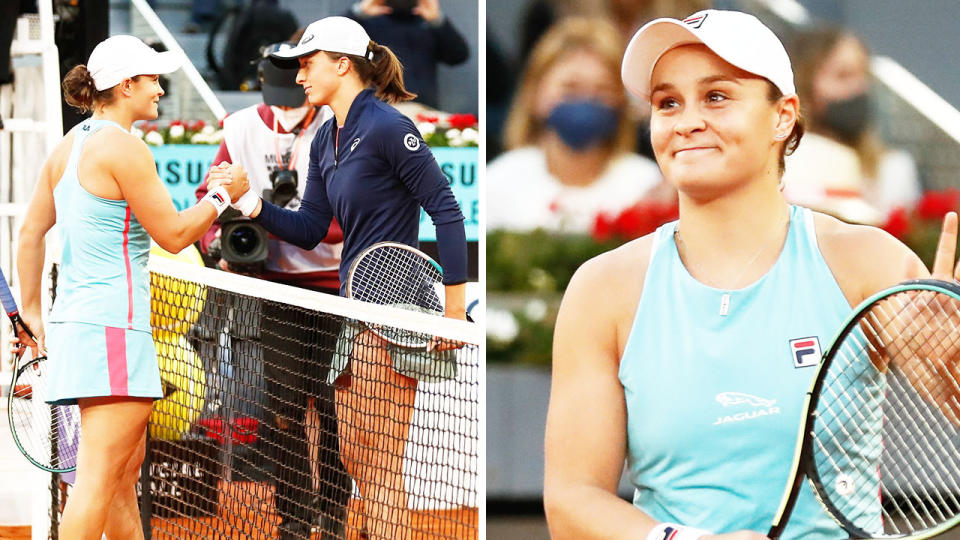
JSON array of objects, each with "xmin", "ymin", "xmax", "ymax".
[
  {"xmin": 349, "ymin": 245, "xmax": 443, "ymax": 347},
  {"xmin": 8, "ymin": 359, "xmax": 80, "ymax": 472},
  {"xmin": 811, "ymin": 288, "xmax": 960, "ymax": 537}
]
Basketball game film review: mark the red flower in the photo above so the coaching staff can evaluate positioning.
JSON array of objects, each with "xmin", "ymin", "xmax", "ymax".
[
  {"xmin": 416, "ymin": 113, "xmax": 439, "ymax": 124},
  {"xmin": 447, "ymin": 113, "xmax": 478, "ymax": 130},
  {"xmin": 591, "ymin": 200, "xmax": 679, "ymax": 242},
  {"xmin": 882, "ymin": 206, "xmax": 910, "ymax": 240},
  {"xmin": 169, "ymin": 119, "xmax": 183, "ymax": 127},
  {"xmin": 916, "ymin": 189, "xmax": 960, "ymax": 221}
]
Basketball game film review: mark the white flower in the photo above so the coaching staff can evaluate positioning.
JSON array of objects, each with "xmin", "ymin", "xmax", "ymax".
[
  {"xmin": 418, "ymin": 122, "xmax": 436, "ymax": 138},
  {"xmin": 524, "ymin": 298, "xmax": 548, "ymax": 322},
  {"xmin": 190, "ymin": 132, "xmax": 207, "ymax": 144},
  {"xmin": 461, "ymin": 127, "xmax": 478, "ymax": 143},
  {"xmin": 130, "ymin": 126, "xmax": 144, "ymax": 139},
  {"xmin": 486, "ymin": 307, "xmax": 519, "ymax": 343},
  {"xmin": 445, "ymin": 128, "xmax": 461, "ymax": 139},
  {"xmin": 447, "ymin": 136, "xmax": 465, "ymax": 147},
  {"xmin": 201, "ymin": 125, "xmax": 215, "ymax": 135},
  {"xmin": 144, "ymin": 130, "xmax": 164, "ymax": 146},
  {"xmin": 210, "ymin": 129, "xmax": 224, "ymax": 143},
  {"xmin": 169, "ymin": 124, "xmax": 185, "ymax": 138}
]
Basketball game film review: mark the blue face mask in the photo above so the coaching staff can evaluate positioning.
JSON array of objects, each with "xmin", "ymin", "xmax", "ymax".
[{"xmin": 544, "ymin": 99, "xmax": 620, "ymax": 151}]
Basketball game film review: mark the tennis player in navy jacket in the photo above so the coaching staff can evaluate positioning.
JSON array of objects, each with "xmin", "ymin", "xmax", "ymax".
[{"xmin": 207, "ymin": 16, "xmax": 467, "ymax": 539}]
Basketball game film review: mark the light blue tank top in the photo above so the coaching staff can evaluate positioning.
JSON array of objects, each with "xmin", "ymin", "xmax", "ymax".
[
  {"xmin": 619, "ymin": 205, "xmax": 880, "ymax": 538},
  {"xmin": 49, "ymin": 118, "xmax": 151, "ymax": 332}
]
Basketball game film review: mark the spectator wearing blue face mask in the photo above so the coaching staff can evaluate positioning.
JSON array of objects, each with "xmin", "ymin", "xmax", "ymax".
[{"xmin": 487, "ymin": 17, "xmax": 665, "ymax": 233}]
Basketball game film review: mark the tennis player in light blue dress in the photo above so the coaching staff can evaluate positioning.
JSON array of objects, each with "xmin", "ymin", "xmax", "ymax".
[
  {"xmin": 543, "ymin": 9, "xmax": 960, "ymax": 540},
  {"xmin": 11, "ymin": 36, "xmax": 247, "ymax": 539}
]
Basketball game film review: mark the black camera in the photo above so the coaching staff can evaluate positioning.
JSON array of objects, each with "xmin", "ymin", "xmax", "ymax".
[
  {"xmin": 214, "ymin": 208, "xmax": 269, "ymax": 273},
  {"xmin": 268, "ymin": 168, "xmax": 298, "ymax": 207},
  {"xmin": 385, "ymin": 0, "xmax": 418, "ymax": 15}
]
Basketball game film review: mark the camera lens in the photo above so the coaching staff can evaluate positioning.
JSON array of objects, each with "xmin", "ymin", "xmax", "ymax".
[
  {"xmin": 228, "ymin": 225, "xmax": 260, "ymax": 257},
  {"xmin": 270, "ymin": 169, "xmax": 298, "ymax": 206}
]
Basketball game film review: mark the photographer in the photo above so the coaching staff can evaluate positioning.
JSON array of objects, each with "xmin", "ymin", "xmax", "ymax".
[
  {"xmin": 196, "ymin": 41, "xmax": 351, "ymax": 539},
  {"xmin": 347, "ymin": 0, "xmax": 469, "ymax": 109}
]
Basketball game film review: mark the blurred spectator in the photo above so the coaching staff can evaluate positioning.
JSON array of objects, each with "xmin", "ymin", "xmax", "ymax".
[
  {"xmin": 520, "ymin": 0, "xmax": 711, "ymax": 61},
  {"xmin": 783, "ymin": 27, "xmax": 921, "ymax": 223},
  {"xmin": 487, "ymin": 17, "xmax": 663, "ymax": 233},
  {"xmin": 183, "ymin": 0, "xmax": 221, "ymax": 33},
  {"xmin": 346, "ymin": 0, "xmax": 469, "ymax": 109}
]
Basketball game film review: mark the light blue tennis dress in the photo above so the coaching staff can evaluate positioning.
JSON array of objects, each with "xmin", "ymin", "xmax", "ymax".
[
  {"xmin": 619, "ymin": 205, "xmax": 881, "ymax": 538},
  {"xmin": 45, "ymin": 118, "xmax": 162, "ymax": 406}
]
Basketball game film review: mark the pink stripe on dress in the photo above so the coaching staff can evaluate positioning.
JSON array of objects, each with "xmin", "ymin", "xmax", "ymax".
[
  {"xmin": 122, "ymin": 206, "xmax": 134, "ymax": 329},
  {"xmin": 105, "ymin": 327, "xmax": 128, "ymax": 395}
]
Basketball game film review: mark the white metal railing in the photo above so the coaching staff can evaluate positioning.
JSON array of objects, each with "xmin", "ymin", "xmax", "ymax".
[{"xmin": 129, "ymin": 0, "xmax": 227, "ymax": 121}]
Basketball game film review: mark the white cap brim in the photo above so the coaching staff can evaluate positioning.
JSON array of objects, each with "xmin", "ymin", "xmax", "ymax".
[
  {"xmin": 622, "ymin": 19, "xmax": 704, "ymax": 102},
  {"xmin": 91, "ymin": 50, "xmax": 183, "ymax": 91},
  {"xmin": 622, "ymin": 11, "xmax": 796, "ymax": 102}
]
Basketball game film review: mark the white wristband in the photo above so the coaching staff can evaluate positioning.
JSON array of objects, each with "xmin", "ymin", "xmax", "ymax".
[
  {"xmin": 646, "ymin": 522, "xmax": 713, "ymax": 540},
  {"xmin": 232, "ymin": 189, "xmax": 260, "ymax": 217},
  {"xmin": 200, "ymin": 186, "xmax": 230, "ymax": 216}
]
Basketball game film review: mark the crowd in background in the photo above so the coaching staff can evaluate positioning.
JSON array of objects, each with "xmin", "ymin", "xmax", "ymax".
[{"xmin": 487, "ymin": 0, "xmax": 921, "ymax": 238}]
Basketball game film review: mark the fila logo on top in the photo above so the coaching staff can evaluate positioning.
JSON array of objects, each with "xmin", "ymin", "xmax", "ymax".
[
  {"xmin": 403, "ymin": 133, "xmax": 421, "ymax": 151},
  {"xmin": 789, "ymin": 336, "xmax": 822, "ymax": 368},
  {"xmin": 683, "ymin": 12, "xmax": 708, "ymax": 29}
]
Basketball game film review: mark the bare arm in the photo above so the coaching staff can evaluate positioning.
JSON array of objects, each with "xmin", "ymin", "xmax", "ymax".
[
  {"xmin": 14, "ymin": 156, "xmax": 58, "ymax": 353},
  {"xmin": 110, "ymin": 134, "xmax": 247, "ymax": 253},
  {"xmin": 544, "ymin": 256, "xmax": 657, "ymax": 539}
]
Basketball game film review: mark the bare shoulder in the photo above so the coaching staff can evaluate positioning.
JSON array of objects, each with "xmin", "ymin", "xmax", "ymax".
[
  {"xmin": 83, "ymin": 126, "xmax": 151, "ymax": 162},
  {"xmin": 813, "ymin": 211, "xmax": 926, "ymax": 304},
  {"xmin": 561, "ymin": 233, "xmax": 656, "ymax": 353}
]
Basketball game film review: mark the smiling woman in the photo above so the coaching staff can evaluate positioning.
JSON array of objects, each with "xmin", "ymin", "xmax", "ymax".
[
  {"xmin": 543, "ymin": 9, "xmax": 960, "ymax": 540},
  {"xmin": 12, "ymin": 34, "xmax": 249, "ymax": 539}
]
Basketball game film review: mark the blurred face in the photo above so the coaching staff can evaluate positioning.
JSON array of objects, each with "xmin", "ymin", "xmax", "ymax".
[
  {"xmin": 126, "ymin": 75, "xmax": 164, "ymax": 120},
  {"xmin": 811, "ymin": 36, "xmax": 868, "ymax": 114},
  {"xmin": 534, "ymin": 48, "xmax": 623, "ymax": 118},
  {"xmin": 649, "ymin": 44, "xmax": 792, "ymax": 197},
  {"xmin": 297, "ymin": 52, "xmax": 344, "ymax": 107}
]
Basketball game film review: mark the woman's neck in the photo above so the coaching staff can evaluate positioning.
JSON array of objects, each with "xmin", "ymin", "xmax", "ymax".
[
  {"xmin": 541, "ymin": 133, "xmax": 613, "ymax": 187},
  {"xmin": 330, "ymin": 81, "xmax": 367, "ymax": 128},
  {"xmin": 674, "ymin": 177, "xmax": 791, "ymax": 290},
  {"xmin": 92, "ymin": 106, "xmax": 135, "ymax": 131}
]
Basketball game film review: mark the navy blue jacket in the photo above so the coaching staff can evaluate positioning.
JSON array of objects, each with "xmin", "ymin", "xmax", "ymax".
[{"xmin": 254, "ymin": 89, "xmax": 467, "ymax": 294}]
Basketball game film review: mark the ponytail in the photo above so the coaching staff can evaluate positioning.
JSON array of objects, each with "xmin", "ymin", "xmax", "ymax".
[
  {"xmin": 330, "ymin": 40, "xmax": 416, "ymax": 104},
  {"xmin": 62, "ymin": 64, "xmax": 129, "ymax": 113},
  {"xmin": 61, "ymin": 65, "xmax": 98, "ymax": 113}
]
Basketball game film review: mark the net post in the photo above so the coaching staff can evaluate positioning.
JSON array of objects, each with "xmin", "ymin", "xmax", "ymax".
[{"xmin": 140, "ymin": 432, "xmax": 152, "ymax": 539}]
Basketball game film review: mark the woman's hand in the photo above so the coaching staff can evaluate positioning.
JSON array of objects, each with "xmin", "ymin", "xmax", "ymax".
[
  {"xmin": 8, "ymin": 310, "xmax": 45, "ymax": 359},
  {"xmin": 413, "ymin": 0, "xmax": 442, "ymax": 22},
  {"xmin": 358, "ymin": 0, "xmax": 392, "ymax": 17},
  {"xmin": 930, "ymin": 211, "xmax": 960, "ymax": 281}
]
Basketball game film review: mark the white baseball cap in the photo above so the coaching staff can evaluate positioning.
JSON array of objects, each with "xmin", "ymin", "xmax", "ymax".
[
  {"xmin": 270, "ymin": 16, "xmax": 373, "ymax": 65},
  {"xmin": 87, "ymin": 35, "xmax": 182, "ymax": 91},
  {"xmin": 621, "ymin": 10, "xmax": 795, "ymax": 102}
]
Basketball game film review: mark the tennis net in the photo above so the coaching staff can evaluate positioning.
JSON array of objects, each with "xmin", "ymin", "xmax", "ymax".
[{"xmin": 43, "ymin": 255, "xmax": 481, "ymax": 540}]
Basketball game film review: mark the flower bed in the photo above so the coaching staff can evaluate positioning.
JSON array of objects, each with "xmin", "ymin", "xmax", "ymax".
[
  {"xmin": 133, "ymin": 119, "xmax": 223, "ymax": 146},
  {"xmin": 415, "ymin": 113, "xmax": 478, "ymax": 147}
]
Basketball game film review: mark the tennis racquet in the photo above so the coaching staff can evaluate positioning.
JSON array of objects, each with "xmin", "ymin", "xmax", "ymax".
[
  {"xmin": 1, "ymin": 268, "xmax": 80, "ymax": 473},
  {"xmin": 770, "ymin": 279, "xmax": 960, "ymax": 539},
  {"xmin": 346, "ymin": 241, "xmax": 445, "ymax": 349}
]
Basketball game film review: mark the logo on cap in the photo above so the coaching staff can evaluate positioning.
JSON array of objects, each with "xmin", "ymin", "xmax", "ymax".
[
  {"xmin": 683, "ymin": 13, "xmax": 708, "ymax": 29},
  {"xmin": 301, "ymin": 34, "xmax": 315, "ymax": 45},
  {"xmin": 403, "ymin": 133, "xmax": 420, "ymax": 151}
]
